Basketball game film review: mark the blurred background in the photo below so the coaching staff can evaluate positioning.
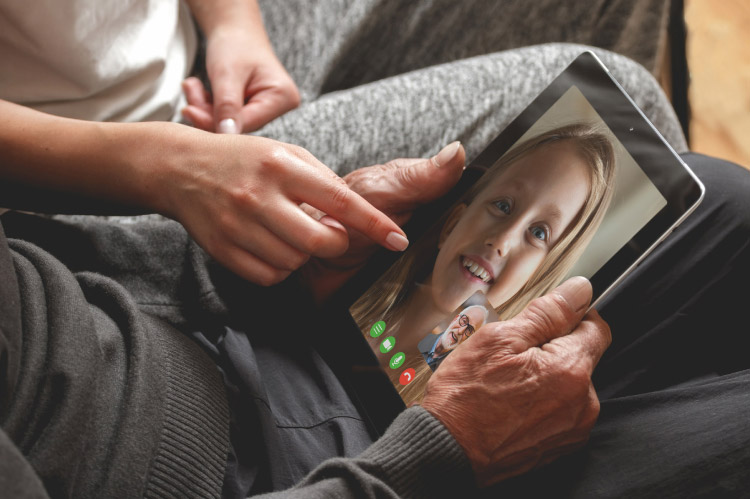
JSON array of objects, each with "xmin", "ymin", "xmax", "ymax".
[{"xmin": 685, "ymin": 0, "xmax": 750, "ymax": 169}]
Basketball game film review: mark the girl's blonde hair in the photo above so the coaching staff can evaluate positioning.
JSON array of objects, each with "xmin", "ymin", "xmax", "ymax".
[{"xmin": 352, "ymin": 123, "xmax": 617, "ymax": 403}]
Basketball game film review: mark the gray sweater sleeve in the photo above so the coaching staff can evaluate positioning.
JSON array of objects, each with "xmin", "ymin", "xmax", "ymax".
[
  {"xmin": 0, "ymin": 215, "xmax": 476, "ymax": 499},
  {"xmin": 257, "ymin": 406, "xmax": 476, "ymax": 499}
]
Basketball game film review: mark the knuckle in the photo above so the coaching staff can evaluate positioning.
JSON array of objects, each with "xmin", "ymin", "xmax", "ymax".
[
  {"xmin": 556, "ymin": 370, "xmax": 595, "ymax": 412},
  {"xmin": 255, "ymin": 273, "xmax": 276, "ymax": 286},
  {"xmin": 596, "ymin": 315, "xmax": 613, "ymax": 347},
  {"xmin": 255, "ymin": 268, "xmax": 289, "ymax": 287},
  {"xmin": 394, "ymin": 162, "xmax": 419, "ymax": 189},
  {"xmin": 273, "ymin": 249, "xmax": 308, "ymax": 271},
  {"xmin": 228, "ymin": 185, "xmax": 263, "ymax": 211},
  {"xmin": 201, "ymin": 234, "xmax": 223, "ymax": 262},
  {"xmin": 212, "ymin": 96, "xmax": 238, "ymax": 117},
  {"xmin": 526, "ymin": 293, "xmax": 574, "ymax": 330},
  {"xmin": 578, "ymin": 314, "xmax": 612, "ymax": 358},
  {"xmin": 588, "ymin": 394, "xmax": 601, "ymax": 419},
  {"xmin": 579, "ymin": 391, "xmax": 601, "ymax": 430},
  {"xmin": 266, "ymin": 144, "xmax": 292, "ymax": 168},
  {"xmin": 215, "ymin": 209, "xmax": 237, "ymax": 231},
  {"xmin": 289, "ymin": 250, "xmax": 310, "ymax": 269},
  {"xmin": 329, "ymin": 184, "xmax": 353, "ymax": 212},
  {"xmin": 283, "ymin": 142, "xmax": 315, "ymax": 163},
  {"xmin": 302, "ymin": 229, "xmax": 325, "ymax": 254},
  {"xmin": 342, "ymin": 169, "xmax": 372, "ymax": 195},
  {"xmin": 363, "ymin": 212, "xmax": 382, "ymax": 235},
  {"xmin": 566, "ymin": 364, "xmax": 592, "ymax": 391},
  {"xmin": 214, "ymin": 99, "xmax": 236, "ymax": 115},
  {"xmin": 285, "ymin": 86, "xmax": 301, "ymax": 109},
  {"xmin": 521, "ymin": 298, "xmax": 561, "ymax": 335},
  {"xmin": 548, "ymin": 290, "xmax": 578, "ymax": 321}
]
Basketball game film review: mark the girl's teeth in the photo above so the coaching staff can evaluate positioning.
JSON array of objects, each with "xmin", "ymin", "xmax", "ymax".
[{"xmin": 463, "ymin": 257, "xmax": 491, "ymax": 282}]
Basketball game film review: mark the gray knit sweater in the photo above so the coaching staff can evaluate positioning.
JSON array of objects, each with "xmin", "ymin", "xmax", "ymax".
[{"xmin": 0, "ymin": 215, "xmax": 473, "ymax": 498}]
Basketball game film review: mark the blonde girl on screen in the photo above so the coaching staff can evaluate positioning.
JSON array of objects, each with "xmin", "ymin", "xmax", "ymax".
[{"xmin": 352, "ymin": 123, "xmax": 617, "ymax": 404}]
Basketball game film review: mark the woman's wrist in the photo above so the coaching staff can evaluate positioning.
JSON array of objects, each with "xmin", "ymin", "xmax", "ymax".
[
  {"xmin": 108, "ymin": 121, "xmax": 212, "ymax": 219},
  {"xmin": 186, "ymin": 0, "xmax": 270, "ymax": 47},
  {"xmin": 0, "ymin": 100, "xmax": 178, "ymax": 214}
]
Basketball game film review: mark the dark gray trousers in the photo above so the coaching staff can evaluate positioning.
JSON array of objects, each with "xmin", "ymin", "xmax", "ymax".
[{"xmin": 250, "ymin": 2, "xmax": 750, "ymax": 496}]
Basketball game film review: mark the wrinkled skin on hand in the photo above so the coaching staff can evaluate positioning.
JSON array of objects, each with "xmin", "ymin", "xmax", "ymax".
[
  {"xmin": 421, "ymin": 277, "xmax": 611, "ymax": 487},
  {"xmin": 301, "ymin": 142, "xmax": 465, "ymax": 301}
]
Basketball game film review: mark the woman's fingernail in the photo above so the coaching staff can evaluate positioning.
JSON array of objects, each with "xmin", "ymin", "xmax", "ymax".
[
  {"xmin": 385, "ymin": 231, "xmax": 409, "ymax": 251},
  {"xmin": 218, "ymin": 118, "xmax": 239, "ymax": 134},
  {"xmin": 433, "ymin": 141, "xmax": 461, "ymax": 168}
]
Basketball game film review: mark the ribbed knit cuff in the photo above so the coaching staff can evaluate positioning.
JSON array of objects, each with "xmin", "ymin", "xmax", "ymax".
[
  {"xmin": 142, "ymin": 318, "xmax": 230, "ymax": 499},
  {"xmin": 360, "ymin": 406, "xmax": 476, "ymax": 498}
]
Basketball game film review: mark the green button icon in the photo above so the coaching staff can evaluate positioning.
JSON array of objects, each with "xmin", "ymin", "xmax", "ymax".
[
  {"xmin": 389, "ymin": 352, "xmax": 406, "ymax": 369},
  {"xmin": 370, "ymin": 321, "xmax": 386, "ymax": 337},
  {"xmin": 379, "ymin": 336, "xmax": 396, "ymax": 354}
]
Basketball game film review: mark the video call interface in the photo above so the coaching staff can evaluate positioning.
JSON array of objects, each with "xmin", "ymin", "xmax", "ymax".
[{"xmin": 350, "ymin": 86, "xmax": 667, "ymax": 406}]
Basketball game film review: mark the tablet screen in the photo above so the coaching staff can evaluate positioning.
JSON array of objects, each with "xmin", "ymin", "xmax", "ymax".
[{"xmin": 338, "ymin": 51, "xmax": 704, "ymax": 417}]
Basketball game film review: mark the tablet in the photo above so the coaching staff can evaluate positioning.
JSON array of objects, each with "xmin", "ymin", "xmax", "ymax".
[{"xmin": 322, "ymin": 51, "xmax": 704, "ymax": 435}]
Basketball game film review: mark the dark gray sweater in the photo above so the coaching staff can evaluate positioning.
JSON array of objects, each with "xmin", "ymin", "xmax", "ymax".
[{"xmin": 0, "ymin": 213, "xmax": 473, "ymax": 498}]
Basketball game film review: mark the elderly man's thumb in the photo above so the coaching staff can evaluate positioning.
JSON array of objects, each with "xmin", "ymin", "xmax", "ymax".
[
  {"xmin": 431, "ymin": 141, "xmax": 463, "ymax": 169},
  {"xmin": 356, "ymin": 143, "xmax": 465, "ymax": 214},
  {"xmin": 506, "ymin": 276, "xmax": 593, "ymax": 349},
  {"xmin": 553, "ymin": 276, "xmax": 593, "ymax": 314},
  {"xmin": 412, "ymin": 141, "xmax": 465, "ymax": 200}
]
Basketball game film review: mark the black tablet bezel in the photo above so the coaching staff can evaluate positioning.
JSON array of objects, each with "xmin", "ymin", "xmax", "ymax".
[{"xmin": 320, "ymin": 50, "xmax": 705, "ymax": 436}]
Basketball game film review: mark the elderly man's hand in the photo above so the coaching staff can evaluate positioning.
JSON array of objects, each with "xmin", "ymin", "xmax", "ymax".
[
  {"xmin": 301, "ymin": 142, "xmax": 465, "ymax": 301},
  {"xmin": 421, "ymin": 277, "xmax": 611, "ymax": 487}
]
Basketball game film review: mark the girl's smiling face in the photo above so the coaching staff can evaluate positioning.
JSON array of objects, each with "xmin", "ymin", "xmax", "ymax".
[{"xmin": 426, "ymin": 141, "xmax": 592, "ymax": 313}]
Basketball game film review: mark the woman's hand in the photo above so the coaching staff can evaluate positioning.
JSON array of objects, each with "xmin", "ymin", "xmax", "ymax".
[
  {"xmin": 301, "ymin": 142, "xmax": 466, "ymax": 301},
  {"xmin": 181, "ymin": 32, "xmax": 300, "ymax": 134},
  {"xmin": 0, "ymin": 98, "xmax": 406, "ymax": 287},
  {"xmin": 182, "ymin": 0, "xmax": 300, "ymax": 133},
  {"xmin": 157, "ymin": 132, "xmax": 409, "ymax": 285}
]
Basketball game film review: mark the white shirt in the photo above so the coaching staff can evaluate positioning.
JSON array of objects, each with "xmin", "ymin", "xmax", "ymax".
[{"xmin": 0, "ymin": 0, "xmax": 197, "ymax": 122}]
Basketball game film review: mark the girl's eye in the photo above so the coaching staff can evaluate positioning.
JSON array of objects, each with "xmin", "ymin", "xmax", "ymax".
[
  {"xmin": 530, "ymin": 225, "xmax": 548, "ymax": 241},
  {"xmin": 494, "ymin": 200, "xmax": 511, "ymax": 214}
]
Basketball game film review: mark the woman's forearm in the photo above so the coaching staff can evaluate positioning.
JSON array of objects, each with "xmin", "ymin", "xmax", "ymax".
[
  {"xmin": 0, "ymin": 98, "xmax": 409, "ymax": 285},
  {"xmin": 0, "ymin": 99, "xmax": 196, "ymax": 214}
]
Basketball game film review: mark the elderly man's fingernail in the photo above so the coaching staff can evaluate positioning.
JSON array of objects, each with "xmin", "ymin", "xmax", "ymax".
[
  {"xmin": 555, "ymin": 276, "xmax": 592, "ymax": 313},
  {"xmin": 218, "ymin": 118, "xmax": 239, "ymax": 134},
  {"xmin": 386, "ymin": 231, "xmax": 409, "ymax": 251},
  {"xmin": 433, "ymin": 141, "xmax": 461, "ymax": 168}
]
